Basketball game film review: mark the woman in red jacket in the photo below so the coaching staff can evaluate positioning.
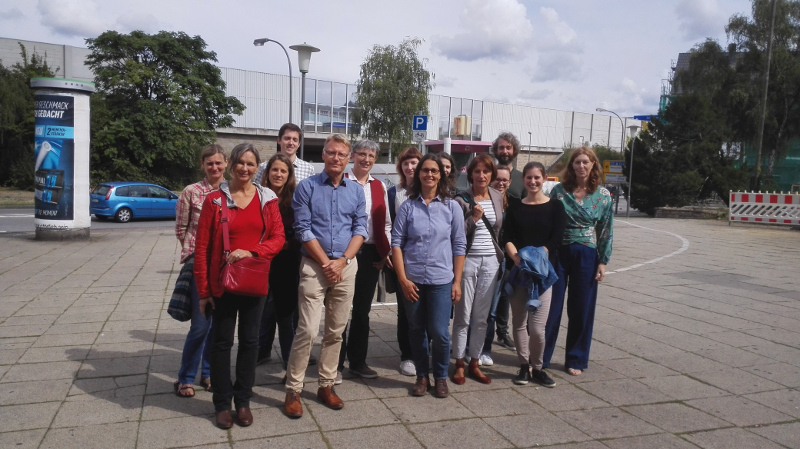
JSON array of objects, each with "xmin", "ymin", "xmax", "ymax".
[{"xmin": 194, "ymin": 143, "xmax": 285, "ymax": 429}]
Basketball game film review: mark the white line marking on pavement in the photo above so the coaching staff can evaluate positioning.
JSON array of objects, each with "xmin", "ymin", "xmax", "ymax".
[
  {"xmin": 372, "ymin": 302, "xmax": 398, "ymax": 306},
  {"xmin": 606, "ymin": 220, "xmax": 690, "ymax": 275},
  {"xmin": 0, "ymin": 214, "xmax": 34, "ymax": 218}
]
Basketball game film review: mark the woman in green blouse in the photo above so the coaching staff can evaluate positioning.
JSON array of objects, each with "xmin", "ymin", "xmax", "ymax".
[{"xmin": 543, "ymin": 147, "xmax": 613, "ymax": 376}]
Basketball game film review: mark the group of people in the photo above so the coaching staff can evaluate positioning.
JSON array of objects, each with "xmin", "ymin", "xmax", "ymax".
[{"xmin": 173, "ymin": 124, "xmax": 614, "ymax": 429}]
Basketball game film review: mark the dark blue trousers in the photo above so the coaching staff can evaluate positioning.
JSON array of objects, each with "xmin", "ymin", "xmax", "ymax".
[{"xmin": 542, "ymin": 243, "xmax": 598, "ymax": 371}]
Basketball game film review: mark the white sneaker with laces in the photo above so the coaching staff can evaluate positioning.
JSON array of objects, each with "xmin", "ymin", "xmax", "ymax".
[
  {"xmin": 399, "ymin": 359, "xmax": 416, "ymax": 376},
  {"xmin": 479, "ymin": 353, "xmax": 494, "ymax": 366},
  {"xmin": 334, "ymin": 371, "xmax": 343, "ymax": 385}
]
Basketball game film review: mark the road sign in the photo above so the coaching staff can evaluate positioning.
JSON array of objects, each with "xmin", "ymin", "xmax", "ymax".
[
  {"xmin": 412, "ymin": 115, "xmax": 427, "ymax": 131},
  {"xmin": 604, "ymin": 174, "xmax": 627, "ymax": 183},
  {"xmin": 604, "ymin": 160, "xmax": 625, "ymax": 174},
  {"xmin": 412, "ymin": 130, "xmax": 426, "ymax": 142}
]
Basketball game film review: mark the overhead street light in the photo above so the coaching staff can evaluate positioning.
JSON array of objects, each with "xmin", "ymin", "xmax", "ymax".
[
  {"xmin": 626, "ymin": 125, "xmax": 640, "ymax": 218},
  {"xmin": 254, "ymin": 38, "xmax": 293, "ymax": 125},
  {"xmin": 595, "ymin": 108, "xmax": 625, "ymax": 156},
  {"xmin": 289, "ymin": 43, "xmax": 320, "ymax": 161}
]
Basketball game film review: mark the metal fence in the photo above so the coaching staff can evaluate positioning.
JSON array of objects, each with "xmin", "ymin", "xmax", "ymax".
[{"xmin": 729, "ymin": 191, "xmax": 800, "ymax": 226}]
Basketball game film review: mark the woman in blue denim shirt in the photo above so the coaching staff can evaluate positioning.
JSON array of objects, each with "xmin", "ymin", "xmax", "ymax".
[{"xmin": 392, "ymin": 154, "xmax": 467, "ymax": 399}]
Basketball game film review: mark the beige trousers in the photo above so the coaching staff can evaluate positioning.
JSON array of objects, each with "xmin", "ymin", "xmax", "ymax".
[
  {"xmin": 285, "ymin": 256, "xmax": 357, "ymax": 392},
  {"xmin": 510, "ymin": 286, "xmax": 552, "ymax": 370}
]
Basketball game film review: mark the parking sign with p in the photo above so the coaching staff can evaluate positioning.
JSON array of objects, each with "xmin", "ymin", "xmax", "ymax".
[{"xmin": 413, "ymin": 115, "xmax": 427, "ymax": 131}]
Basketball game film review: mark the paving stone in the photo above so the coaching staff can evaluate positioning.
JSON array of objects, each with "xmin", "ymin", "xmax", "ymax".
[
  {"xmin": 32, "ymin": 332, "xmax": 98, "ymax": 348},
  {"xmin": 409, "ymin": 417, "xmax": 510, "ymax": 449},
  {"xmin": 1, "ymin": 360, "xmax": 81, "ymax": 383},
  {"xmin": 742, "ymin": 362, "xmax": 800, "ymax": 388},
  {"xmin": 578, "ymin": 378, "xmax": 672, "ymax": 406},
  {"xmin": 52, "ymin": 395, "xmax": 142, "ymax": 427},
  {"xmin": 0, "ymin": 378, "xmax": 72, "ymax": 405},
  {"xmin": 604, "ymin": 433, "xmax": 699, "ymax": 449},
  {"xmin": 76, "ymin": 355, "xmax": 150, "ymax": 378},
  {"xmin": 749, "ymin": 422, "xmax": 800, "ymax": 448},
  {"xmin": 306, "ymin": 397, "xmax": 400, "ymax": 431},
  {"xmin": 597, "ymin": 357, "xmax": 679, "ymax": 378},
  {"xmin": 226, "ymin": 403, "xmax": 318, "ymax": 439},
  {"xmin": 689, "ymin": 368, "xmax": 784, "ymax": 395},
  {"xmin": 743, "ymin": 389, "xmax": 800, "ymax": 419},
  {"xmin": 683, "ymin": 427, "xmax": 786, "ymax": 449},
  {"xmin": 18, "ymin": 345, "xmax": 89, "ymax": 364},
  {"xmin": 637, "ymin": 375, "xmax": 728, "ymax": 400},
  {"xmin": 622, "ymin": 402, "xmax": 730, "ymax": 433},
  {"xmin": 137, "ymin": 415, "xmax": 230, "ymax": 448},
  {"xmin": 518, "ymin": 382, "xmax": 609, "ymax": 411},
  {"xmin": 556, "ymin": 407, "xmax": 661, "ymax": 439},
  {"xmin": 1, "ymin": 401, "xmax": 61, "ymax": 431},
  {"xmin": 40, "ymin": 422, "xmax": 138, "ymax": 449},
  {"xmin": 0, "ymin": 429, "xmax": 47, "ymax": 449},
  {"xmin": 383, "ymin": 394, "xmax": 475, "ymax": 424},
  {"xmin": 325, "ymin": 424, "xmax": 422, "ymax": 449},
  {"xmin": 233, "ymin": 431, "xmax": 327, "ymax": 449},
  {"xmin": 452, "ymin": 387, "xmax": 545, "ymax": 418},
  {"xmin": 686, "ymin": 395, "xmax": 794, "ymax": 426},
  {"xmin": 484, "ymin": 411, "xmax": 591, "ymax": 447}
]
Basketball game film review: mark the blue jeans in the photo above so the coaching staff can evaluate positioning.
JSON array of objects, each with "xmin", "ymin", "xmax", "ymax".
[
  {"xmin": 403, "ymin": 282, "xmax": 452, "ymax": 380},
  {"xmin": 178, "ymin": 277, "xmax": 212, "ymax": 385},
  {"xmin": 543, "ymin": 244, "xmax": 599, "ymax": 371}
]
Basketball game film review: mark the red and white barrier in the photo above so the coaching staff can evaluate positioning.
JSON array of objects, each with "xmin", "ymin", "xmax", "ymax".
[{"xmin": 729, "ymin": 191, "xmax": 800, "ymax": 225}]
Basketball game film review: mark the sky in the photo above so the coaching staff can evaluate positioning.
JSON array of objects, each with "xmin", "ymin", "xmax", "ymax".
[{"xmin": 1, "ymin": 0, "xmax": 754, "ymax": 117}]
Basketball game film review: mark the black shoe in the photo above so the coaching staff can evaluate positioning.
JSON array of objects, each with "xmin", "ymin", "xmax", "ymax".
[
  {"xmin": 531, "ymin": 369, "xmax": 556, "ymax": 388},
  {"xmin": 513, "ymin": 365, "xmax": 531, "ymax": 385},
  {"xmin": 496, "ymin": 334, "xmax": 516, "ymax": 350},
  {"xmin": 256, "ymin": 347, "xmax": 272, "ymax": 365},
  {"xmin": 309, "ymin": 354, "xmax": 317, "ymax": 365},
  {"xmin": 349, "ymin": 364, "xmax": 378, "ymax": 379}
]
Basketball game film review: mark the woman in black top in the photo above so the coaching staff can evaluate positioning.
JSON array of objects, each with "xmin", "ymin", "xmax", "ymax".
[{"xmin": 502, "ymin": 162, "xmax": 566, "ymax": 387}]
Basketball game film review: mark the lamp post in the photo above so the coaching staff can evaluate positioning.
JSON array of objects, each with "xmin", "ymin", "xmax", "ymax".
[
  {"xmin": 253, "ymin": 38, "xmax": 293, "ymax": 125},
  {"xmin": 290, "ymin": 43, "xmax": 320, "ymax": 161},
  {"xmin": 626, "ymin": 125, "xmax": 640, "ymax": 218},
  {"xmin": 595, "ymin": 108, "xmax": 625, "ymax": 156}
]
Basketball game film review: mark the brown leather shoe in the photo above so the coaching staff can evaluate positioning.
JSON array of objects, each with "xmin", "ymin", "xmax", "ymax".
[
  {"xmin": 411, "ymin": 375, "xmax": 431, "ymax": 396},
  {"xmin": 215, "ymin": 410, "xmax": 233, "ymax": 429},
  {"xmin": 236, "ymin": 407, "xmax": 253, "ymax": 427},
  {"xmin": 284, "ymin": 391, "xmax": 303, "ymax": 418},
  {"xmin": 317, "ymin": 385, "xmax": 344, "ymax": 410},
  {"xmin": 452, "ymin": 358, "xmax": 466, "ymax": 385},
  {"xmin": 433, "ymin": 378, "xmax": 449, "ymax": 398},
  {"xmin": 468, "ymin": 358, "xmax": 491, "ymax": 384}
]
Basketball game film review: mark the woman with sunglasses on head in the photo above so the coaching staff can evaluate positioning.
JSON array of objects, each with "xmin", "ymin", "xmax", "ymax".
[{"xmin": 392, "ymin": 153, "xmax": 466, "ymax": 398}]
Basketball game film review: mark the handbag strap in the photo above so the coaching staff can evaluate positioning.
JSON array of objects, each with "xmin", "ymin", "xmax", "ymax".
[
  {"xmin": 220, "ymin": 196, "xmax": 231, "ymax": 256},
  {"xmin": 459, "ymin": 192, "xmax": 499, "ymax": 246}
]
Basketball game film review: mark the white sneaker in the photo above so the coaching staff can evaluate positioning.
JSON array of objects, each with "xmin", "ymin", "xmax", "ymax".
[
  {"xmin": 334, "ymin": 371, "xmax": 343, "ymax": 385},
  {"xmin": 399, "ymin": 359, "xmax": 416, "ymax": 376},
  {"xmin": 479, "ymin": 353, "xmax": 494, "ymax": 366}
]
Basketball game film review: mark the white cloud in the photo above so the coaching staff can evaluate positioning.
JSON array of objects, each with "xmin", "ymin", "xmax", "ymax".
[
  {"xmin": 530, "ymin": 8, "xmax": 584, "ymax": 82},
  {"xmin": 518, "ymin": 89, "xmax": 552, "ymax": 101},
  {"xmin": 431, "ymin": 0, "xmax": 533, "ymax": 62},
  {"xmin": 483, "ymin": 93, "xmax": 510, "ymax": 104},
  {"xmin": 675, "ymin": 0, "xmax": 726, "ymax": 40},
  {"xmin": 37, "ymin": 0, "xmax": 106, "ymax": 38},
  {"xmin": 114, "ymin": 11, "xmax": 162, "ymax": 34},
  {"xmin": 0, "ymin": 7, "xmax": 24, "ymax": 20},
  {"xmin": 436, "ymin": 76, "xmax": 457, "ymax": 88}
]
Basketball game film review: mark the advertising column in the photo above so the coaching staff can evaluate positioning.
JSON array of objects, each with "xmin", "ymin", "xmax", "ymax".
[{"xmin": 31, "ymin": 78, "xmax": 94, "ymax": 240}]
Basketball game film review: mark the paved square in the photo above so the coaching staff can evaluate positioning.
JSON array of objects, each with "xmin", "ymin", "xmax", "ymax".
[{"xmin": 1, "ymin": 219, "xmax": 799, "ymax": 448}]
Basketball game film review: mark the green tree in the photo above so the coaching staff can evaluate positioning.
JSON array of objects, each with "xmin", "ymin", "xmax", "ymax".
[
  {"xmin": 86, "ymin": 30, "xmax": 244, "ymax": 188},
  {"xmin": 351, "ymin": 37, "xmax": 433, "ymax": 157},
  {"xmin": 0, "ymin": 44, "xmax": 56, "ymax": 189},
  {"xmin": 626, "ymin": 95, "xmax": 749, "ymax": 215}
]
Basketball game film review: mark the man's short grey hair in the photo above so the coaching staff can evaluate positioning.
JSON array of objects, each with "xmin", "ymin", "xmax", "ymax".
[{"xmin": 352, "ymin": 139, "xmax": 380, "ymax": 154}]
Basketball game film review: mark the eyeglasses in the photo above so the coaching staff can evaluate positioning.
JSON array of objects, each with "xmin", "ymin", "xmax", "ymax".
[
  {"xmin": 494, "ymin": 179, "xmax": 510, "ymax": 184},
  {"xmin": 420, "ymin": 168, "xmax": 440, "ymax": 175},
  {"xmin": 354, "ymin": 152, "xmax": 376, "ymax": 161},
  {"xmin": 323, "ymin": 150, "xmax": 349, "ymax": 160}
]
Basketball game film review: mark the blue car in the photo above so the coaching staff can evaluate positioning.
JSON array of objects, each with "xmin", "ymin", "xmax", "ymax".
[{"xmin": 90, "ymin": 181, "xmax": 178, "ymax": 223}]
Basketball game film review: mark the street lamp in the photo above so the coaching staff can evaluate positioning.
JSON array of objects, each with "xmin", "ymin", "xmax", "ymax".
[
  {"xmin": 254, "ymin": 38, "xmax": 293, "ymax": 125},
  {"xmin": 595, "ymin": 108, "xmax": 625, "ymax": 156},
  {"xmin": 289, "ymin": 42, "xmax": 320, "ymax": 161},
  {"xmin": 626, "ymin": 125, "xmax": 640, "ymax": 218}
]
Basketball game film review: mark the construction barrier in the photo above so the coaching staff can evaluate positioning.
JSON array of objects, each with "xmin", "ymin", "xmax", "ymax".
[{"xmin": 729, "ymin": 191, "xmax": 800, "ymax": 226}]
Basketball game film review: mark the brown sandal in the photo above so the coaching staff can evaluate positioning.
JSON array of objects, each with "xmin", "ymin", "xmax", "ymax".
[
  {"xmin": 200, "ymin": 377, "xmax": 212, "ymax": 392},
  {"xmin": 174, "ymin": 381, "xmax": 195, "ymax": 398}
]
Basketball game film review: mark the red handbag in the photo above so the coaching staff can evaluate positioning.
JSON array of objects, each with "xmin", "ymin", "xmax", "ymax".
[{"xmin": 218, "ymin": 195, "xmax": 271, "ymax": 297}]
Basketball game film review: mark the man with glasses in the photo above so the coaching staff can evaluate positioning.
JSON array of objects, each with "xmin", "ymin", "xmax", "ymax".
[
  {"xmin": 336, "ymin": 140, "xmax": 392, "ymax": 382},
  {"xmin": 284, "ymin": 134, "xmax": 367, "ymax": 418}
]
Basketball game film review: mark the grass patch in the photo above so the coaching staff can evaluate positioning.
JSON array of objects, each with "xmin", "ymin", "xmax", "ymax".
[{"xmin": 0, "ymin": 187, "xmax": 35, "ymax": 207}]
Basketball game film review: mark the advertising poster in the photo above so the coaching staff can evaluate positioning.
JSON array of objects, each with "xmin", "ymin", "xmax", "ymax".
[{"xmin": 34, "ymin": 95, "xmax": 74, "ymax": 220}]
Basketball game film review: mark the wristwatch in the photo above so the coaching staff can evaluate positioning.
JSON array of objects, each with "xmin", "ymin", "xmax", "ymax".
[{"xmin": 342, "ymin": 255, "xmax": 352, "ymax": 265}]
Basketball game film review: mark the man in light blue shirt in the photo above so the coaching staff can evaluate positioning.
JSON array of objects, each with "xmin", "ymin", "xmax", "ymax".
[{"xmin": 284, "ymin": 134, "xmax": 367, "ymax": 418}]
